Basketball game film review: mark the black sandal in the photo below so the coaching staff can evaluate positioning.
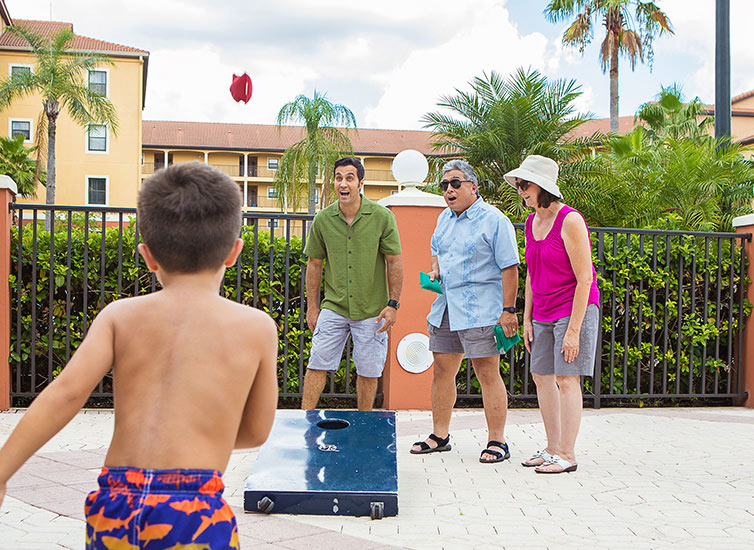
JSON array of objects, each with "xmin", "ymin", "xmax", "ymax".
[
  {"xmin": 479, "ymin": 440, "xmax": 510, "ymax": 463},
  {"xmin": 410, "ymin": 433, "xmax": 451, "ymax": 454}
]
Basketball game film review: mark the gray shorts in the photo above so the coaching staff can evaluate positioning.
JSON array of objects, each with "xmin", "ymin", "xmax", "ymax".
[
  {"xmin": 427, "ymin": 309, "xmax": 499, "ymax": 359},
  {"xmin": 530, "ymin": 304, "xmax": 600, "ymax": 376},
  {"xmin": 308, "ymin": 308, "xmax": 388, "ymax": 378}
]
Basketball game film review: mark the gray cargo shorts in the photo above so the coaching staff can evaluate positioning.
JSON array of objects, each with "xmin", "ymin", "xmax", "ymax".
[
  {"xmin": 530, "ymin": 303, "xmax": 599, "ymax": 376},
  {"xmin": 427, "ymin": 309, "xmax": 499, "ymax": 359},
  {"xmin": 308, "ymin": 308, "xmax": 388, "ymax": 378}
]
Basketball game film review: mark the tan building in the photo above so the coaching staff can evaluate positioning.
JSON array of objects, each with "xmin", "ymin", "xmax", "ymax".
[
  {"xmin": 141, "ymin": 121, "xmax": 435, "ymax": 214},
  {"xmin": 0, "ymin": 14, "xmax": 148, "ymax": 207}
]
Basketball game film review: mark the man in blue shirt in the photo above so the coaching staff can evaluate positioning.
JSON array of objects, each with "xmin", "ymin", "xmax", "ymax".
[{"xmin": 410, "ymin": 160, "xmax": 520, "ymax": 463}]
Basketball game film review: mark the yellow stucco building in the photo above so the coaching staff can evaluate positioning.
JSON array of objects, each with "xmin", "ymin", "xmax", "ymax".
[{"xmin": 0, "ymin": 12, "xmax": 148, "ymax": 208}]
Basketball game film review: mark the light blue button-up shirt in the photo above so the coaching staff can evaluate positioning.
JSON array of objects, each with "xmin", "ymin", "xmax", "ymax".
[{"xmin": 427, "ymin": 198, "xmax": 520, "ymax": 331}]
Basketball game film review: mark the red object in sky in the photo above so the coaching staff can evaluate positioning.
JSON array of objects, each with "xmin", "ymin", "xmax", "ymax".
[{"xmin": 230, "ymin": 73, "xmax": 253, "ymax": 103}]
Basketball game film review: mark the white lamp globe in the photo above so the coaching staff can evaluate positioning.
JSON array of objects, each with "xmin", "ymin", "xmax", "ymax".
[{"xmin": 391, "ymin": 149, "xmax": 429, "ymax": 185}]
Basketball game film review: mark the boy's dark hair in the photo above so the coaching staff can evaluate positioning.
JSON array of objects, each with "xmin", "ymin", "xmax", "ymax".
[
  {"xmin": 138, "ymin": 161, "xmax": 242, "ymax": 273},
  {"xmin": 334, "ymin": 157, "xmax": 365, "ymax": 181}
]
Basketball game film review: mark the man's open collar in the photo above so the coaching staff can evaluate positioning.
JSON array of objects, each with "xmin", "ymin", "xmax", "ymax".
[
  {"xmin": 452, "ymin": 197, "xmax": 485, "ymax": 220},
  {"xmin": 332, "ymin": 195, "xmax": 375, "ymax": 218}
]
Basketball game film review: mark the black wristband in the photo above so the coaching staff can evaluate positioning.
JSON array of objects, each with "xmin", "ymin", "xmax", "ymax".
[{"xmin": 387, "ymin": 299, "xmax": 400, "ymax": 310}]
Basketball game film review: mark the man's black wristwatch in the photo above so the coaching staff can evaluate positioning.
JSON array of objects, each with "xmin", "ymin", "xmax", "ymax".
[
  {"xmin": 503, "ymin": 306, "xmax": 516, "ymax": 314},
  {"xmin": 387, "ymin": 299, "xmax": 400, "ymax": 310}
]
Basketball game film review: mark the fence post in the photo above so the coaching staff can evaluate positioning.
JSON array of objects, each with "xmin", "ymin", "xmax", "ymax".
[
  {"xmin": 733, "ymin": 214, "xmax": 754, "ymax": 407},
  {"xmin": 0, "ymin": 176, "xmax": 18, "ymax": 411}
]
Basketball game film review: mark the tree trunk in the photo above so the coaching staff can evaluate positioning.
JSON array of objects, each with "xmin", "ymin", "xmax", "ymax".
[
  {"xmin": 609, "ymin": 9, "xmax": 620, "ymax": 134},
  {"xmin": 308, "ymin": 161, "xmax": 317, "ymax": 215},
  {"xmin": 44, "ymin": 99, "xmax": 59, "ymax": 231},
  {"xmin": 609, "ymin": 35, "xmax": 620, "ymax": 133}
]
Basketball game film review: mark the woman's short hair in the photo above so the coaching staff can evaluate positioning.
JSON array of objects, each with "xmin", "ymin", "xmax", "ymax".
[{"xmin": 537, "ymin": 187, "xmax": 560, "ymax": 209}]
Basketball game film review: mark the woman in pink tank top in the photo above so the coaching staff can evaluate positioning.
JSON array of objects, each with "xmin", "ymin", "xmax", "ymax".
[{"xmin": 504, "ymin": 155, "xmax": 600, "ymax": 475}]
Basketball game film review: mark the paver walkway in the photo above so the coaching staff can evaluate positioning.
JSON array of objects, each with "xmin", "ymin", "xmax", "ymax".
[{"xmin": 1, "ymin": 407, "xmax": 753, "ymax": 549}]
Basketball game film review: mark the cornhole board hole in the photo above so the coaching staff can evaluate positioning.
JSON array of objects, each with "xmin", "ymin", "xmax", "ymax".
[{"xmin": 244, "ymin": 410, "xmax": 397, "ymax": 520}]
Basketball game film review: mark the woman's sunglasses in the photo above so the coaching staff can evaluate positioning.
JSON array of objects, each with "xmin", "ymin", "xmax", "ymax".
[
  {"xmin": 439, "ymin": 178, "xmax": 472, "ymax": 191},
  {"xmin": 515, "ymin": 179, "xmax": 530, "ymax": 191}
]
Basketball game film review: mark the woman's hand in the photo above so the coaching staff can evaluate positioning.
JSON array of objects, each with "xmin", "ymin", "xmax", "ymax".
[
  {"xmin": 428, "ymin": 270, "xmax": 440, "ymax": 282},
  {"xmin": 523, "ymin": 319, "xmax": 534, "ymax": 354},
  {"xmin": 561, "ymin": 328, "xmax": 580, "ymax": 363}
]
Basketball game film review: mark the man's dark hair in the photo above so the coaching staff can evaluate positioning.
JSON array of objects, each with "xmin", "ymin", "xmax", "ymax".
[
  {"xmin": 138, "ymin": 161, "xmax": 242, "ymax": 273},
  {"xmin": 333, "ymin": 157, "xmax": 365, "ymax": 181}
]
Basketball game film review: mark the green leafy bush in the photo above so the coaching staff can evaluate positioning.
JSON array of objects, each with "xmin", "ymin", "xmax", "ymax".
[{"xmin": 10, "ymin": 216, "xmax": 749, "ymax": 406}]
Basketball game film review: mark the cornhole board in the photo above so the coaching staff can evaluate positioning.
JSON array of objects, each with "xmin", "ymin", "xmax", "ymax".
[{"xmin": 244, "ymin": 409, "xmax": 398, "ymax": 519}]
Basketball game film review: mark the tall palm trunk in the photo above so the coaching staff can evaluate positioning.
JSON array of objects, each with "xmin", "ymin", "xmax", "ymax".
[
  {"xmin": 44, "ymin": 99, "xmax": 59, "ymax": 230},
  {"xmin": 608, "ymin": 8, "xmax": 621, "ymax": 134},
  {"xmin": 308, "ymin": 160, "xmax": 317, "ymax": 215}
]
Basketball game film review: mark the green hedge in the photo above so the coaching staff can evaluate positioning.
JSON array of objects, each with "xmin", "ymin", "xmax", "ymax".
[{"xmin": 10, "ymin": 218, "xmax": 750, "ymax": 405}]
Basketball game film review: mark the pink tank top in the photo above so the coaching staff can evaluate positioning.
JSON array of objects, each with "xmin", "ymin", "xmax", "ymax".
[{"xmin": 525, "ymin": 205, "xmax": 600, "ymax": 322}]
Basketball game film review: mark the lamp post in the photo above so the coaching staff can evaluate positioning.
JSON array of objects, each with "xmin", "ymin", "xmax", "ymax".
[{"xmin": 378, "ymin": 149, "xmax": 445, "ymax": 208}]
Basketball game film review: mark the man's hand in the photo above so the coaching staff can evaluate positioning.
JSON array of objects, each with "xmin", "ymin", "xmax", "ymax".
[
  {"xmin": 375, "ymin": 306, "xmax": 397, "ymax": 334},
  {"xmin": 497, "ymin": 310, "xmax": 518, "ymax": 338},
  {"xmin": 306, "ymin": 307, "xmax": 320, "ymax": 332},
  {"xmin": 523, "ymin": 319, "xmax": 534, "ymax": 354}
]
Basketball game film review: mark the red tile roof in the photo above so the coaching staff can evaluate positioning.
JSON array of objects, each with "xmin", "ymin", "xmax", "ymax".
[
  {"xmin": 0, "ymin": 20, "xmax": 148, "ymax": 55},
  {"xmin": 565, "ymin": 116, "xmax": 638, "ymax": 139},
  {"xmin": 732, "ymin": 89, "xmax": 754, "ymax": 104},
  {"xmin": 142, "ymin": 120, "xmax": 437, "ymax": 156}
]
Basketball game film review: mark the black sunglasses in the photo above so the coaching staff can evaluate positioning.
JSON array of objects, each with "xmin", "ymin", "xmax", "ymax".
[
  {"xmin": 515, "ymin": 179, "xmax": 530, "ymax": 191},
  {"xmin": 439, "ymin": 178, "xmax": 472, "ymax": 191}
]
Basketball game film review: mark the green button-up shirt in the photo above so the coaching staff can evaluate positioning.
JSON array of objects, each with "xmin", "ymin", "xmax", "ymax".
[{"xmin": 304, "ymin": 196, "xmax": 402, "ymax": 320}]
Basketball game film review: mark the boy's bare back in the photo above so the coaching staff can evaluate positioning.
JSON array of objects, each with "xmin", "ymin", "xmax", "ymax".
[{"xmin": 102, "ymin": 281, "xmax": 278, "ymax": 472}]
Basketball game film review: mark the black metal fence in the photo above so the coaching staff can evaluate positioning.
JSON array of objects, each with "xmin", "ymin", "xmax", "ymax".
[{"xmin": 8, "ymin": 204, "xmax": 751, "ymax": 407}]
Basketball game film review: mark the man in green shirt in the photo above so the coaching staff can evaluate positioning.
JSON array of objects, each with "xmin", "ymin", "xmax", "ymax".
[{"xmin": 303, "ymin": 157, "xmax": 403, "ymax": 410}]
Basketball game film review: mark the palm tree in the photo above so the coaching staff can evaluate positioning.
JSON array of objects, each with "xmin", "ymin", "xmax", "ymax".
[
  {"xmin": 545, "ymin": 0, "xmax": 673, "ymax": 134},
  {"xmin": 562, "ymin": 127, "xmax": 754, "ymax": 231},
  {"xmin": 423, "ymin": 67, "xmax": 597, "ymax": 217},
  {"xmin": 274, "ymin": 91, "xmax": 356, "ymax": 214},
  {"xmin": 636, "ymin": 84, "xmax": 713, "ymax": 142},
  {"xmin": 0, "ymin": 134, "xmax": 44, "ymax": 198},
  {"xmin": 0, "ymin": 25, "xmax": 118, "ymax": 206}
]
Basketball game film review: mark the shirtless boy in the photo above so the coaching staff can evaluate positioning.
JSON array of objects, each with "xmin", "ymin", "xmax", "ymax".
[{"xmin": 0, "ymin": 161, "xmax": 279, "ymax": 549}]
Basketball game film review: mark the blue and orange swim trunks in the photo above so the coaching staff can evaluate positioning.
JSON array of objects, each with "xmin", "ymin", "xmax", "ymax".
[{"xmin": 85, "ymin": 466, "xmax": 239, "ymax": 549}]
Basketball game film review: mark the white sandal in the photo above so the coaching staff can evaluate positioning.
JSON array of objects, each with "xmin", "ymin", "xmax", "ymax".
[
  {"xmin": 534, "ymin": 454, "xmax": 578, "ymax": 474},
  {"xmin": 521, "ymin": 449, "xmax": 552, "ymax": 467}
]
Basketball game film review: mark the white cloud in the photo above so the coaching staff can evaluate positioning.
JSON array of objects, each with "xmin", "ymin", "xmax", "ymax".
[
  {"xmin": 363, "ymin": 3, "xmax": 552, "ymax": 129},
  {"xmin": 6, "ymin": 0, "xmax": 752, "ymax": 129}
]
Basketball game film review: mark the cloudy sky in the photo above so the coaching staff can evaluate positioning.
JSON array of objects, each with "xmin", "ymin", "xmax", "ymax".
[{"xmin": 7, "ymin": 0, "xmax": 754, "ymax": 130}]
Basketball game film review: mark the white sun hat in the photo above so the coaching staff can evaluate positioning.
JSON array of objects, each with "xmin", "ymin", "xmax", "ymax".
[{"xmin": 504, "ymin": 155, "xmax": 562, "ymax": 199}]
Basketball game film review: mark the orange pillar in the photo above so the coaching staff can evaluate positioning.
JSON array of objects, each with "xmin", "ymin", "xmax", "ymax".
[
  {"xmin": 734, "ymin": 215, "xmax": 754, "ymax": 407},
  {"xmin": 380, "ymin": 190, "xmax": 445, "ymax": 410},
  {"xmin": 0, "ymin": 176, "xmax": 17, "ymax": 411}
]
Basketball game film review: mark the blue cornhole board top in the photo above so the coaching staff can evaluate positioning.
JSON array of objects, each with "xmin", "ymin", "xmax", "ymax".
[{"xmin": 244, "ymin": 409, "xmax": 397, "ymax": 517}]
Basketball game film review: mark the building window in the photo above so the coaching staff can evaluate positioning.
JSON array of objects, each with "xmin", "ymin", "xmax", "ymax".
[
  {"xmin": 154, "ymin": 152, "xmax": 173, "ymax": 171},
  {"xmin": 267, "ymin": 158, "xmax": 279, "ymax": 170},
  {"xmin": 87, "ymin": 124, "xmax": 107, "ymax": 152},
  {"xmin": 267, "ymin": 187, "xmax": 278, "ymax": 199},
  {"xmin": 86, "ymin": 177, "xmax": 107, "ymax": 205},
  {"xmin": 247, "ymin": 185, "xmax": 258, "ymax": 207},
  {"xmin": 10, "ymin": 64, "xmax": 32, "ymax": 78},
  {"xmin": 9, "ymin": 119, "xmax": 31, "ymax": 141},
  {"xmin": 267, "ymin": 219, "xmax": 279, "ymax": 228},
  {"xmin": 248, "ymin": 156, "xmax": 258, "ymax": 177},
  {"xmin": 88, "ymin": 70, "xmax": 107, "ymax": 96}
]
